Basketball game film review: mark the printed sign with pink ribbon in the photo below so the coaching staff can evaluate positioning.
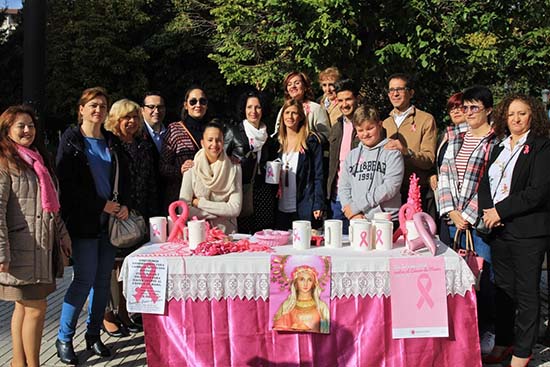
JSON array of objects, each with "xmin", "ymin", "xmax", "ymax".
[
  {"xmin": 389, "ymin": 257, "xmax": 448, "ymax": 338},
  {"xmin": 126, "ymin": 257, "xmax": 168, "ymax": 315}
]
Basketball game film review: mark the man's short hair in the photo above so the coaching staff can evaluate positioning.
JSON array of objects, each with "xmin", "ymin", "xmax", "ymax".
[
  {"xmin": 142, "ymin": 90, "xmax": 163, "ymax": 105},
  {"xmin": 334, "ymin": 79, "xmax": 358, "ymax": 96},
  {"xmin": 387, "ymin": 73, "xmax": 414, "ymax": 90}
]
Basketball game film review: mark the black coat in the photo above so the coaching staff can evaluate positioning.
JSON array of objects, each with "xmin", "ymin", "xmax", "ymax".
[
  {"xmin": 478, "ymin": 133, "xmax": 550, "ymax": 239},
  {"xmin": 56, "ymin": 126, "xmax": 131, "ymax": 238}
]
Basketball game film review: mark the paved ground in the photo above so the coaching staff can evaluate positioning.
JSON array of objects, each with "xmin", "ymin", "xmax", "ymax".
[{"xmin": 2, "ymin": 267, "xmax": 550, "ymax": 366}]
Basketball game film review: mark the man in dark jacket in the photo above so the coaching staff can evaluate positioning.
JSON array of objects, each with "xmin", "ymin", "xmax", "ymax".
[{"xmin": 327, "ymin": 79, "xmax": 360, "ymax": 233}]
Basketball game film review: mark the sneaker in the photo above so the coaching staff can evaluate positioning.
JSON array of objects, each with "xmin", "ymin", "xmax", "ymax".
[{"xmin": 480, "ymin": 331, "xmax": 495, "ymax": 355}]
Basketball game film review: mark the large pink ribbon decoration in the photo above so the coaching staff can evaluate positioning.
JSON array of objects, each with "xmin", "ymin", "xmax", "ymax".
[
  {"xmin": 416, "ymin": 273, "xmax": 434, "ymax": 309},
  {"xmin": 393, "ymin": 203, "xmax": 416, "ymax": 243},
  {"xmin": 134, "ymin": 262, "xmax": 159, "ymax": 303},
  {"xmin": 359, "ymin": 231, "xmax": 369, "ymax": 247},
  {"xmin": 407, "ymin": 212, "xmax": 437, "ymax": 255},
  {"xmin": 167, "ymin": 200, "xmax": 189, "ymax": 243}
]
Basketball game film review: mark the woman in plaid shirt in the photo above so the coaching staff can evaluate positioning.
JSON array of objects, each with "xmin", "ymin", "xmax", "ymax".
[{"xmin": 438, "ymin": 85, "xmax": 500, "ymax": 354}]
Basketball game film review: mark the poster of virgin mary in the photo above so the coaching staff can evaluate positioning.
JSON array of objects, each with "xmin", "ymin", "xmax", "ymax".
[{"xmin": 269, "ymin": 255, "xmax": 331, "ymax": 334}]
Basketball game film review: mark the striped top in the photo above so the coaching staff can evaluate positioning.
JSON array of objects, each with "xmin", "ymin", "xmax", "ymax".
[{"xmin": 455, "ymin": 131, "xmax": 483, "ymax": 188}]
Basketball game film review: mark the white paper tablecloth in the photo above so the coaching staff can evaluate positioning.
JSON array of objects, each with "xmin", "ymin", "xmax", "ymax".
[{"xmin": 120, "ymin": 239, "xmax": 475, "ymax": 301}]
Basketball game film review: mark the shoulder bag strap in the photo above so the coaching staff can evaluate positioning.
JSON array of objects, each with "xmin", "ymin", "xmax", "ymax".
[
  {"xmin": 112, "ymin": 152, "xmax": 120, "ymax": 202},
  {"xmin": 179, "ymin": 121, "xmax": 200, "ymax": 150}
]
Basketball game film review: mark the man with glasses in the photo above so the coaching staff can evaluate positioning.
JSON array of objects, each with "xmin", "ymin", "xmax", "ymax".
[
  {"xmin": 383, "ymin": 73, "xmax": 437, "ymax": 218},
  {"xmin": 141, "ymin": 91, "xmax": 167, "ymax": 215}
]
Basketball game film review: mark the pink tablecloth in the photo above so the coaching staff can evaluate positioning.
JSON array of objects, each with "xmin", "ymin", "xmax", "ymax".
[{"xmin": 142, "ymin": 290, "xmax": 481, "ymax": 367}]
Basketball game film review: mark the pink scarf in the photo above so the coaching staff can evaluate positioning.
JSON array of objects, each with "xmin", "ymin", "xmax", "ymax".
[{"xmin": 16, "ymin": 145, "xmax": 60, "ymax": 213}]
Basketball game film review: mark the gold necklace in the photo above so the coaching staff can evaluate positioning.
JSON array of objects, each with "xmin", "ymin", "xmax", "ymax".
[{"xmin": 296, "ymin": 299, "xmax": 316, "ymax": 308}]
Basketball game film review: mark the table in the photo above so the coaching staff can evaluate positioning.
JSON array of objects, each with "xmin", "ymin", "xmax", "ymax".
[{"xmin": 121, "ymin": 240, "xmax": 481, "ymax": 367}]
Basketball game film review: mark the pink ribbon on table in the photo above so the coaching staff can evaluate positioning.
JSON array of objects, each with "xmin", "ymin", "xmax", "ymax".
[
  {"xmin": 416, "ymin": 273, "xmax": 434, "ymax": 309},
  {"xmin": 293, "ymin": 229, "xmax": 301, "ymax": 242},
  {"xmin": 167, "ymin": 201, "xmax": 189, "ymax": 243},
  {"xmin": 133, "ymin": 262, "xmax": 159, "ymax": 303},
  {"xmin": 152, "ymin": 224, "xmax": 161, "ymax": 237},
  {"xmin": 376, "ymin": 229, "xmax": 383, "ymax": 246},
  {"xmin": 267, "ymin": 166, "xmax": 274, "ymax": 178},
  {"xmin": 359, "ymin": 231, "xmax": 369, "ymax": 247}
]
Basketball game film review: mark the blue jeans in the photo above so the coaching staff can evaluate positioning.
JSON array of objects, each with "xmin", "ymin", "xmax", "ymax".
[
  {"xmin": 330, "ymin": 199, "xmax": 350, "ymax": 235},
  {"xmin": 58, "ymin": 233, "xmax": 116, "ymax": 341}
]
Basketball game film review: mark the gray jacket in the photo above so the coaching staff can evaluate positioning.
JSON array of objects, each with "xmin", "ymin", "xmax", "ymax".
[
  {"xmin": 338, "ymin": 138, "xmax": 404, "ymax": 220},
  {"xmin": 0, "ymin": 167, "xmax": 68, "ymax": 286}
]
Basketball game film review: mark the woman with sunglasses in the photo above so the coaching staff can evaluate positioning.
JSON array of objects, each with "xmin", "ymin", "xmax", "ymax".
[
  {"xmin": 160, "ymin": 86, "xmax": 209, "ymax": 212},
  {"xmin": 438, "ymin": 86, "xmax": 499, "ymax": 355}
]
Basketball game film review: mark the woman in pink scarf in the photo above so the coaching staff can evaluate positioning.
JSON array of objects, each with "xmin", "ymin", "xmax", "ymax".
[{"xmin": 0, "ymin": 105, "xmax": 71, "ymax": 367}]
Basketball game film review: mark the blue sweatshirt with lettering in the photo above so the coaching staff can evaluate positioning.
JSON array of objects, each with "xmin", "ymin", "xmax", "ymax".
[{"xmin": 338, "ymin": 138, "xmax": 404, "ymax": 220}]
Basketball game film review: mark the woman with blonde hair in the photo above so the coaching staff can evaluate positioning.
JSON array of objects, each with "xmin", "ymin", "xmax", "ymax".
[
  {"xmin": 0, "ymin": 105, "xmax": 71, "ymax": 367},
  {"xmin": 275, "ymin": 99, "xmax": 325, "ymax": 229},
  {"xmin": 273, "ymin": 266, "xmax": 330, "ymax": 333}
]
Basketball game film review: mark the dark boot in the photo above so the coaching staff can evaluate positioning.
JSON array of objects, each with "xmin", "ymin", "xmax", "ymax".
[
  {"xmin": 84, "ymin": 333, "xmax": 111, "ymax": 357},
  {"xmin": 56, "ymin": 339, "xmax": 78, "ymax": 365}
]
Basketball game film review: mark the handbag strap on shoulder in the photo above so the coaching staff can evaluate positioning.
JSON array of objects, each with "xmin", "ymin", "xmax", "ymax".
[{"xmin": 112, "ymin": 152, "xmax": 120, "ymax": 202}]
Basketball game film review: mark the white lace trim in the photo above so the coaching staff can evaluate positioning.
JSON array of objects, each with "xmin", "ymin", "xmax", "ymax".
[{"xmin": 168, "ymin": 269, "xmax": 475, "ymax": 301}]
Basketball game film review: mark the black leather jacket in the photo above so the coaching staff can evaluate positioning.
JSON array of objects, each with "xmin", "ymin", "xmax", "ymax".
[{"xmin": 224, "ymin": 122, "xmax": 278, "ymax": 185}]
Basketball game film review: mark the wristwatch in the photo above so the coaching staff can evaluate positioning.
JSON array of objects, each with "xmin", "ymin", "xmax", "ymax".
[{"xmin": 405, "ymin": 148, "xmax": 414, "ymax": 158}]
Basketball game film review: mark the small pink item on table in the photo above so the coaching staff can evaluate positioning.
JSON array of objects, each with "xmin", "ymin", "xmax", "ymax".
[
  {"xmin": 407, "ymin": 212, "xmax": 437, "ymax": 255},
  {"xmin": 311, "ymin": 235, "xmax": 323, "ymax": 247},
  {"xmin": 167, "ymin": 201, "xmax": 189, "ymax": 242},
  {"xmin": 254, "ymin": 230, "xmax": 290, "ymax": 247}
]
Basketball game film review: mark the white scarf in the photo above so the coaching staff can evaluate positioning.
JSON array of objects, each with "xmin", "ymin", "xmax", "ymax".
[
  {"xmin": 243, "ymin": 120, "xmax": 267, "ymax": 162},
  {"xmin": 193, "ymin": 148, "xmax": 237, "ymax": 199}
]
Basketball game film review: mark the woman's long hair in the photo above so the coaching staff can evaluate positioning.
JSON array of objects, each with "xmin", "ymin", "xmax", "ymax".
[
  {"xmin": 0, "ymin": 105, "xmax": 53, "ymax": 175},
  {"xmin": 273, "ymin": 267, "xmax": 326, "ymax": 322},
  {"xmin": 278, "ymin": 99, "xmax": 309, "ymax": 152}
]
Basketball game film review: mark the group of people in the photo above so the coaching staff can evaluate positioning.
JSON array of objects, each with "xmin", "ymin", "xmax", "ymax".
[{"xmin": 0, "ymin": 67, "xmax": 549, "ymax": 367}]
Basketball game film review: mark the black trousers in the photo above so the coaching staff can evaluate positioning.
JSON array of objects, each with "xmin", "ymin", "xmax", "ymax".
[{"xmin": 490, "ymin": 232, "xmax": 548, "ymax": 357}]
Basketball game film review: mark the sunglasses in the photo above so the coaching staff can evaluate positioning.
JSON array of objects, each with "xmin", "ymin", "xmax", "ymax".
[{"xmin": 188, "ymin": 98, "xmax": 208, "ymax": 106}]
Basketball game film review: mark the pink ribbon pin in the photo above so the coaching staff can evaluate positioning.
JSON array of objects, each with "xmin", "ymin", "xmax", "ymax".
[
  {"xmin": 411, "ymin": 124, "xmax": 417, "ymax": 132},
  {"xmin": 359, "ymin": 231, "xmax": 369, "ymax": 247},
  {"xmin": 293, "ymin": 229, "xmax": 301, "ymax": 242},
  {"xmin": 133, "ymin": 262, "xmax": 159, "ymax": 303},
  {"xmin": 152, "ymin": 224, "xmax": 161, "ymax": 237},
  {"xmin": 416, "ymin": 273, "xmax": 434, "ymax": 309},
  {"xmin": 376, "ymin": 229, "xmax": 383, "ymax": 245},
  {"xmin": 523, "ymin": 145, "xmax": 530, "ymax": 154}
]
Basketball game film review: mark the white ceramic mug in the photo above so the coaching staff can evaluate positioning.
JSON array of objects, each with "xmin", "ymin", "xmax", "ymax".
[
  {"xmin": 373, "ymin": 212, "xmax": 392, "ymax": 222},
  {"xmin": 324, "ymin": 219, "xmax": 343, "ymax": 248},
  {"xmin": 186, "ymin": 219, "xmax": 207, "ymax": 250},
  {"xmin": 372, "ymin": 220, "xmax": 393, "ymax": 251},
  {"xmin": 292, "ymin": 220, "xmax": 311, "ymax": 250},
  {"xmin": 265, "ymin": 159, "xmax": 283, "ymax": 184},
  {"xmin": 349, "ymin": 219, "xmax": 371, "ymax": 251},
  {"xmin": 149, "ymin": 216, "xmax": 167, "ymax": 243}
]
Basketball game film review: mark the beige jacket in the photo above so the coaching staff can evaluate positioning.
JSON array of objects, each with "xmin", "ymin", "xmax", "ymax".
[
  {"xmin": 0, "ymin": 167, "xmax": 69, "ymax": 286},
  {"xmin": 383, "ymin": 106, "xmax": 437, "ymax": 192}
]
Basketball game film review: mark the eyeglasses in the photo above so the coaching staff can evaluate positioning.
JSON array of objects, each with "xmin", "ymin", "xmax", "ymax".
[
  {"xmin": 449, "ymin": 106, "xmax": 463, "ymax": 113},
  {"xmin": 461, "ymin": 105, "xmax": 484, "ymax": 114},
  {"xmin": 387, "ymin": 87, "xmax": 409, "ymax": 94},
  {"xmin": 188, "ymin": 98, "xmax": 208, "ymax": 106},
  {"xmin": 144, "ymin": 104, "xmax": 165, "ymax": 111}
]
